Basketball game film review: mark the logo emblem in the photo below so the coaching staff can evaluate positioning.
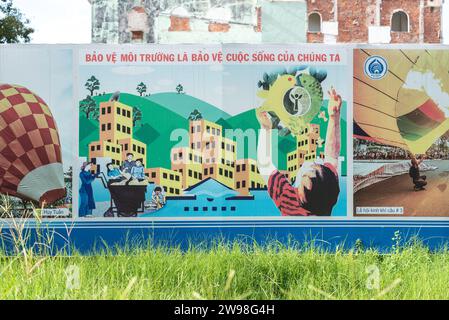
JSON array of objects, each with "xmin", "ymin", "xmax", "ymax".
[{"xmin": 364, "ymin": 56, "xmax": 388, "ymax": 80}]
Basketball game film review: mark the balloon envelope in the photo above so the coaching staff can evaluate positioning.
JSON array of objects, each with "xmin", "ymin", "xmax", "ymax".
[
  {"xmin": 0, "ymin": 84, "xmax": 66, "ymax": 204},
  {"xmin": 354, "ymin": 49, "xmax": 449, "ymax": 155}
]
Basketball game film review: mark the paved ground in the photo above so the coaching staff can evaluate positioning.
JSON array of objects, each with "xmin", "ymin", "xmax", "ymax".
[{"xmin": 354, "ymin": 160, "xmax": 449, "ymax": 217}]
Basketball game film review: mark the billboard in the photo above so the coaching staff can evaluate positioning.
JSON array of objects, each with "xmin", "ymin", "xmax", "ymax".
[
  {"xmin": 0, "ymin": 44, "xmax": 448, "ymax": 230},
  {"xmin": 0, "ymin": 44, "xmax": 350, "ymax": 220}
]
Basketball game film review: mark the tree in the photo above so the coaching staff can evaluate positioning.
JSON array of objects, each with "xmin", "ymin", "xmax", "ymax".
[
  {"xmin": 176, "ymin": 84, "xmax": 184, "ymax": 94},
  {"xmin": 133, "ymin": 106, "xmax": 142, "ymax": 127},
  {"xmin": 0, "ymin": 0, "xmax": 34, "ymax": 43},
  {"xmin": 136, "ymin": 82, "xmax": 147, "ymax": 96},
  {"xmin": 85, "ymin": 76, "xmax": 100, "ymax": 96},
  {"xmin": 80, "ymin": 95, "xmax": 97, "ymax": 119},
  {"xmin": 188, "ymin": 109, "xmax": 203, "ymax": 121}
]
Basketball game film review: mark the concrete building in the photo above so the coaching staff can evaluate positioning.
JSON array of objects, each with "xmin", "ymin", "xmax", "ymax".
[
  {"xmin": 89, "ymin": 0, "xmax": 443, "ymax": 44},
  {"xmin": 307, "ymin": 0, "xmax": 443, "ymax": 44}
]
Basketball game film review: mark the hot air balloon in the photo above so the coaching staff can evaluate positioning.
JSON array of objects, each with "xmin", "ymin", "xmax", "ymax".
[
  {"xmin": 0, "ymin": 84, "xmax": 66, "ymax": 205},
  {"xmin": 354, "ymin": 49, "xmax": 449, "ymax": 155}
]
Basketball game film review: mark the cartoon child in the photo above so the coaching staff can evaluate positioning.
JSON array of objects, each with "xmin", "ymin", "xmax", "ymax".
[
  {"xmin": 79, "ymin": 162, "xmax": 99, "ymax": 217},
  {"xmin": 106, "ymin": 162, "xmax": 126, "ymax": 184},
  {"xmin": 152, "ymin": 186, "xmax": 166, "ymax": 209},
  {"xmin": 129, "ymin": 158, "xmax": 147, "ymax": 184},
  {"xmin": 257, "ymin": 87, "xmax": 342, "ymax": 216}
]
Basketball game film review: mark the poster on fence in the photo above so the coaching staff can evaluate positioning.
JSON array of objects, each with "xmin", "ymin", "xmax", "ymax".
[
  {"xmin": 353, "ymin": 48, "xmax": 449, "ymax": 217},
  {"xmin": 0, "ymin": 46, "xmax": 74, "ymax": 219},
  {"xmin": 75, "ymin": 45, "xmax": 349, "ymax": 218},
  {"xmin": 0, "ymin": 44, "xmax": 354, "ymax": 220}
]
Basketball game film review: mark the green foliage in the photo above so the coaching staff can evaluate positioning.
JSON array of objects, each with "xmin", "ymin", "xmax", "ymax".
[
  {"xmin": 188, "ymin": 109, "xmax": 203, "ymax": 121},
  {"xmin": 176, "ymin": 83, "xmax": 184, "ymax": 94},
  {"xmin": 136, "ymin": 82, "xmax": 147, "ymax": 96},
  {"xmin": 0, "ymin": 0, "xmax": 34, "ymax": 43},
  {"xmin": 79, "ymin": 95, "xmax": 97, "ymax": 120},
  {"xmin": 85, "ymin": 76, "xmax": 100, "ymax": 96},
  {"xmin": 132, "ymin": 106, "xmax": 142, "ymax": 127}
]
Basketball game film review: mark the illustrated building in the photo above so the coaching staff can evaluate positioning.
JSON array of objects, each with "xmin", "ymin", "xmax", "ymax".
[
  {"xmin": 286, "ymin": 123, "xmax": 321, "ymax": 182},
  {"xmin": 88, "ymin": 100, "xmax": 146, "ymax": 166},
  {"xmin": 89, "ymin": 0, "xmax": 444, "ymax": 44},
  {"xmin": 140, "ymin": 178, "xmax": 281, "ymax": 217},
  {"xmin": 235, "ymin": 159, "xmax": 267, "ymax": 195},
  {"xmin": 145, "ymin": 167, "xmax": 183, "ymax": 196},
  {"xmin": 170, "ymin": 146, "xmax": 203, "ymax": 189},
  {"xmin": 170, "ymin": 118, "xmax": 266, "ymax": 195}
]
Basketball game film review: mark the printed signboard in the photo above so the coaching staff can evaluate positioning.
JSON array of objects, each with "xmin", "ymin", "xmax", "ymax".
[
  {"xmin": 0, "ymin": 44, "xmax": 349, "ymax": 220},
  {"xmin": 1, "ymin": 44, "xmax": 449, "ymax": 250}
]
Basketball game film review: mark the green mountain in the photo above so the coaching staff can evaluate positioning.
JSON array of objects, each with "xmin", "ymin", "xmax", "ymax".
[
  {"xmin": 146, "ymin": 92, "xmax": 231, "ymax": 121},
  {"xmin": 79, "ymin": 93, "xmax": 347, "ymax": 176},
  {"xmin": 79, "ymin": 93, "xmax": 188, "ymax": 168}
]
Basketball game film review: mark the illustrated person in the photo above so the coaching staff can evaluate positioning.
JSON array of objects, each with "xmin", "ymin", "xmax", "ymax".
[
  {"xmin": 106, "ymin": 162, "xmax": 126, "ymax": 184},
  {"xmin": 256, "ymin": 87, "xmax": 342, "ymax": 216},
  {"xmin": 409, "ymin": 155, "xmax": 427, "ymax": 191},
  {"xmin": 122, "ymin": 153, "xmax": 136, "ymax": 174},
  {"xmin": 79, "ymin": 162, "xmax": 98, "ymax": 217},
  {"xmin": 152, "ymin": 186, "xmax": 166, "ymax": 209},
  {"xmin": 129, "ymin": 159, "xmax": 147, "ymax": 185}
]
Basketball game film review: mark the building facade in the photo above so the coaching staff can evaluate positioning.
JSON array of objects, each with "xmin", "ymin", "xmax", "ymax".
[
  {"xmin": 307, "ymin": 0, "xmax": 443, "ymax": 44},
  {"xmin": 89, "ymin": 0, "xmax": 443, "ymax": 44}
]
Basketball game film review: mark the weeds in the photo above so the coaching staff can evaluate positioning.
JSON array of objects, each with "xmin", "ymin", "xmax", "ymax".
[{"xmin": 0, "ymin": 195, "xmax": 449, "ymax": 300}]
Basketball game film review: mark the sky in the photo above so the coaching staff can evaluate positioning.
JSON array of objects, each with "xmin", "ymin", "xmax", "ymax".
[
  {"xmin": 13, "ymin": 0, "xmax": 449, "ymax": 44},
  {"xmin": 15, "ymin": 0, "xmax": 91, "ymax": 43}
]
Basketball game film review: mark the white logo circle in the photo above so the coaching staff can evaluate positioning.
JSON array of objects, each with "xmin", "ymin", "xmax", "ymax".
[{"xmin": 364, "ymin": 56, "xmax": 388, "ymax": 80}]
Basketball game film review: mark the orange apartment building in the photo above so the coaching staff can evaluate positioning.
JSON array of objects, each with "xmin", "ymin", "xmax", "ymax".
[
  {"xmin": 88, "ymin": 100, "xmax": 146, "ymax": 166},
  {"xmin": 170, "ymin": 119, "xmax": 266, "ymax": 194},
  {"xmin": 235, "ymin": 159, "xmax": 267, "ymax": 195},
  {"xmin": 286, "ymin": 123, "xmax": 321, "ymax": 182}
]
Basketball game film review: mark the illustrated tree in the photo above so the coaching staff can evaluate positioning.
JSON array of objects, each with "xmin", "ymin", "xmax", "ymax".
[
  {"xmin": 257, "ymin": 73, "xmax": 271, "ymax": 91},
  {"xmin": 80, "ymin": 95, "xmax": 97, "ymax": 119},
  {"xmin": 176, "ymin": 84, "xmax": 184, "ymax": 94},
  {"xmin": 188, "ymin": 109, "xmax": 203, "ymax": 121},
  {"xmin": 85, "ymin": 76, "xmax": 100, "ymax": 96},
  {"xmin": 136, "ymin": 82, "xmax": 147, "ymax": 96},
  {"xmin": 0, "ymin": 0, "xmax": 34, "ymax": 43},
  {"xmin": 133, "ymin": 106, "xmax": 142, "ymax": 127},
  {"xmin": 90, "ymin": 105, "xmax": 100, "ymax": 121}
]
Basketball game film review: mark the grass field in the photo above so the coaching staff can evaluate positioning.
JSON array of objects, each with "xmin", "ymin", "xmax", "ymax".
[{"xmin": 1, "ymin": 241, "xmax": 449, "ymax": 300}]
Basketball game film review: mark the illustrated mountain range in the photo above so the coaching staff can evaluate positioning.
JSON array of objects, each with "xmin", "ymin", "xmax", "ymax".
[{"xmin": 79, "ymin": 92, "xmax": 347, "ymax": 175}]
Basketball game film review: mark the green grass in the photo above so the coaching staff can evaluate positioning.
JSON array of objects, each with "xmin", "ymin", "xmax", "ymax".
[{"xmin": 1, "ymin": 242, "xmax": 449, "ymax": 300}]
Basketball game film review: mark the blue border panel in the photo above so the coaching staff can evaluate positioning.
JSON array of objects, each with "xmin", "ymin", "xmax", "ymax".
[{"xmin": 1, "ymin": 220, "xmax": 449, "ymax": 253}]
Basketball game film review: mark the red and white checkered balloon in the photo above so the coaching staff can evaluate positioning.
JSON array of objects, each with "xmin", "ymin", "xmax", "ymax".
[{"xmin": 0, "ymin": 84, "xmax": 66, "ymax": 204}]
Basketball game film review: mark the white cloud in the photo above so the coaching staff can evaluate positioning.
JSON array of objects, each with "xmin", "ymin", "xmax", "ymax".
[
  {"xmin": 15, "ymin": 0, "xmax": 91, "ymax": 44},
  {"xmin": 111, "ymin": 66, "xmax": 155, "ymax": 76},
  {"xmin": 157, "ymin": 79, "xmax": 174, "ymax": 86}
]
